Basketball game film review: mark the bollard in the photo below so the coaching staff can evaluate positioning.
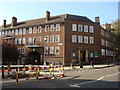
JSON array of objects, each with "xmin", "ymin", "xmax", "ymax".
[
  {"xmin": 16, "ymin": 67, "xmax": 19, "ymax": 84},
  {"xmin": 2, "ymin": 66, "xmax": 5, "ymax": 79},
  {"xmin": 61, "ymin": 66, "xmax": 65, "ymax": 77},
  {"xmin": 51, "ymin": 65, "xmax": 56, "ymax": 79},
  {"xmin": 36, "ymin": 67, "xmax": 39, "ymax": 80}
]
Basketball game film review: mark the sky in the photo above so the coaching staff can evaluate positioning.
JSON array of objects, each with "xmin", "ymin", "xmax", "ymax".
[{"xmin": 0, "ymin": 2, "xmax": 119, "ymax": 26}]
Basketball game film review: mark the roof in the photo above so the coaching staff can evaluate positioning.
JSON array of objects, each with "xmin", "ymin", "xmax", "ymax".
[{"xmin": 1, "ymin": 14, "xmax": 95, "ymax": 30}]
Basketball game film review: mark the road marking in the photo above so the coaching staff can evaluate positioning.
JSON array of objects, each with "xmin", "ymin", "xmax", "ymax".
[{"xmin": 70, "ymin": 72, "xmax": 120, "ymax": 88}]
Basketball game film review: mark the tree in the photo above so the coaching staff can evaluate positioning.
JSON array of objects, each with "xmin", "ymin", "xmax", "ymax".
[{"xmin": 1, "ymin": 38, "xmax": 19, "ymax": 65}]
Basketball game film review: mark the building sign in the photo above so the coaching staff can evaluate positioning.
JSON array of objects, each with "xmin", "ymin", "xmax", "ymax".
[{"xmin": 94, "ymin": 51, "xmax": 98, "ymax": 57}]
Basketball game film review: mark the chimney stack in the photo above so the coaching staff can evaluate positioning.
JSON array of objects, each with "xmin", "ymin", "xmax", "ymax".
[
  {"xmin": 3, "ymin": 19, "xmax": 6, "ymax": 28},
  {"xmin": 106, "ymin": 23, "xmax": 111, "ymax": 30},
  {"xmin": 95, "ymin": 17, "xmax": 100, "ymax": 24},
  {"xmin": 46, "ymin": 11, "xmax": 50, "ymax": 21},
  {"xmin": 12, "ymin": 16, "xmax": 17, "ymax": 27}
]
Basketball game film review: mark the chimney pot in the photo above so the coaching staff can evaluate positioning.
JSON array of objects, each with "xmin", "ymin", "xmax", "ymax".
[
  {"xmin": 95, "ymin": 17, "xmax": 100, "ymax": 24},
  {"xmin": 3, "ymin": 19, "xmax": 6, "ymax": 28},
  {"xmin": 12, "ymin": 16, "xmax": 17, "ymax": 27},
  {"xmin": 106, "ymin": 23, "xmax": 111, "ymax": 30},
  {"xmin": 46, "ymin": 11, "xmax": 50, "ymax": 21}
]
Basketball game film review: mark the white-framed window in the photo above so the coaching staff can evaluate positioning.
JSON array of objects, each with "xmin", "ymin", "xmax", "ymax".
[
  {"xmin": 37, "ymin": 36, "xmax": 41, "ymax": 43},
  {"xmin": 2, "ymin": 31, "xmax": 5, "ymax": 37},
  {"xmin": 8, "ymin": 30, "xmax": 11, "ymax": 36},
  {"xmin": 89, "ymin": 26, "xmax": 94, "ymax": 33},
  {"xmin": 18, "ymin": 38, "xmax": 22, "ymax": 44},
  {"xmin": 0, "ymin": 31, "xmax": 1, "ymax": 37},
  {"xmin": 55, "ymin": 35, "xmax": 60, "ymax": 42},
  {"xmin": 56, "ymin": 24, "xmax": 60, "ymax": 31},
  {"xmin": 44, "ymin": 47, "xmax": 48, "ymax": 54},
  {"xmin": 15, "ymin": 38, "xmax": 18, "ymax": 44},
  {"xmin": 22, "ymin": 47, "xmax": 25, "ymax": 54},
  {"xmin": 11, "ymin": 30, "xmax": 14, "ymax": 36},
  {"xmin": 28, "ymin": 37, "xmax": 32, "ymax": 44},
  {"xmin": 72, "ymin": 35, "xmax": 77, "ymax": 43},
  {"xmin": 19, "ymin": 28, "xmax": 22, "ymax": 35},
  {"xmin": 23, "ymin": 28, "xmax": 26, "ymax": 35},
  {"xmin": 45, "ymin": 25, "xmax": 49, "ymax": 32},
  {"xmin": 38, "ymin": 26, "xmax": 42, "ymax": 33},
  {"xmin": 78, "ymin": 25, "xmax": 82, "ymax": 32},
  {"xmin": 106, "ymin": 41, "xmax": 108, "ymax": 46},
  {"xmin": 15, "ymin": 29, "xmax": 18, "ymax": 35},
  {"xmin": 33, "ymin": 37, "xmax": 37, "ymax": 45},
  {"xmin": 5, "ymin": 31, "xmax": 7, "ymax": 36},
  {"xmin": 89, "ymin": 37, "xmax": 94, "ymax": 44},
  {"xmin": 50, "ymin": 35, "xmax": 54, "ymax": 43},
  {"xmin": 50, "ymin": 25, "xmax": 54, "ymax": 31},
  {"xmin": 18, "ymin": 48, "xmax": 21, "ymax": 54},
  {"xmin": 33, "ymin": 26, "xmax": 37, "ymax": 33},
  {"xmin": 29, "ymin": 27, "xmax": 32, "ymax": 34},
  {"xmin": 50, "ymin": 47, "xmax": 54, "ymax": 54},
  {"xmin": 55, "ymin": 47, "xmax": 60, "ymax": 54},
  {"xmin": 101, "ymin": 49, "xmax": 105, "ymax": 56},
  {"xmin": 44, "ymin": 36, "xmax": 49, "ymax": 43},
  {"xmin": 84, "ymin": 25, "xmax": 88, "ymax": 32},
  {"xmin": 84, "ymin": 36, "xmax": 88, "ymax": 43},
  {"xmin": 101, "ymin": 39, "xmax": 105, "ymax": 46},
  {"xmin": 22, "ymin": 38, "xmax": 26, "ymax": 44},
  {"xmin": 72, "ymin": 24, "xmax": 77, "ymax": 31},
  {"xmin": 78, "ymin": 36, "xmax": 83, "ymax": 43}
]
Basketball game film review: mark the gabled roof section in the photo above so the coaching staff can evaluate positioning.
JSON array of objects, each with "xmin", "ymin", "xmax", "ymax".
[{"xmin": 1, "ymin": 13, "xmax": 95, "ymax": 30}]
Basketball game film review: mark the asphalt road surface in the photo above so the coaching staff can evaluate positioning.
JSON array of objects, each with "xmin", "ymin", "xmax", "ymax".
[{"xmin": 2, "ymin": 65, "xmax": 120, "ymax": 88}]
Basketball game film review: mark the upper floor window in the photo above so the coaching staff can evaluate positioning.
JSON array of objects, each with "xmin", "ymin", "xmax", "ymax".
[
  {"xmin": 2, "ymin": 31, "xmax": 4, "ymax": 37},
  {"xmin": 28, "ymin": 37, "xmax": 32, "ymax": 44},
  {"xmin": 22, "ymin": 38, "xmax": 26, "ymax": 44},
  {"xmin": 101, "ymin": 29, "xmax": 105, "ymax": 36},
  {"xmin": 11, "ymin": 30, "xmax": 14, "ymax": 36},
  {"xmin": 89, "ymin": 37, "xmax": 94, "ymax": 44},
  {"xmin": 5, "ymin": 31, "xmax": 8, "ymax": 36},
  {"xmin": 72, "ymin": 24, "xmax": 77, "ymax": 31},
  {"xmin": 15, "ymin": 38, "xmax": 18, "ymax": 44},
  {"xmin": 55, "ymin": 35, "xmax": 60, "ymax": 42},
  {"xmin": 0, "ymin": 31, "xmax": 1, "ymax": 37},
  {"xmin": 23, "ymin": 28, "xmax": 26, "ymax": 35},
  {"xmin": 78, "ymin": 36, "xmax": 83, "ymax": 43},
  {"xmin": 45, "ymin": 47, "xmax": 48, "ymax": 54},
  {"xmin": 55, "ymin": 47, "xmax": 60, "ymax": 54},
  {"xmin": 22, "ymin": 47, "xmax": 25, "ymax": 54},
  {"xmin": 33, "ymin": 26, "xmax": 37, "ymax": 33},
  {"xmin": 44, "ymin": 36, "xmax": 49, "ymax": 43},
  {"xmin": 72, "ymin": 35, "xmax": 77, "ymax": 43},
  {"xmin": 84, "ymin": 36, "xmax": 88, "ymax": 43},
  {"xmin": 37, "ymin": 36, "xmax": 41, "ymax": 43},
  {"xmin": 29, "ymin": 27, "xmax": 32, "ymax": 34},
  {"xmin": 101, "ymin": 49, "xmax": 105, "ymax": 56},
  {"xmin": 78, "ymin": 25, "xmax": 82, "ymax": 32},
  {"xmin": 8, "ymin": 30, "xmax": 11, "ymax": 36},
  {"xmin": 50, "ymin": 47, "xmax": 54, "ymax": 54},
  {"xmin": 19, "ymin": 28, "xmax": 22, "ymax": 35},
  {"xmin": 84, "ymin": 25, "xmax": 88, "ymax": 32},
  {"xmin": 45, "ymin": 25, "xmax": 49, "ymax": 32},
  {"xmin": 18, "ymin": 38, "xmax": 22, "ymax": 44},
  {"xmin": 56, "ymin": 24, "xmax": 60, "ymax": 31},
  {"xmin": 38, "ymin": 26, "xmax": 42, "ymax": 33},
  {"xmin": 50, "ymin": 35, "xmax": 54, "ymax": 43},
  {"xmin": 50, "ymin": 25, "xmax": 54, "ymax": 31},
  {"xmin": 89, "ymin": 26, "xmax": 94, "ymax": 33},
  {"xmin": 101, "ymin": 39, "xmax": 105, "ymax": 46},
  {"xmin": 15, "ymin": 29, "xmax": 18, "ymax": 35}
]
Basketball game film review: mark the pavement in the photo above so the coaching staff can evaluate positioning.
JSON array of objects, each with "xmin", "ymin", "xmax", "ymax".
[{"xmin": 1, "ymin": 62, "xmax": 119, "ymax": 84}]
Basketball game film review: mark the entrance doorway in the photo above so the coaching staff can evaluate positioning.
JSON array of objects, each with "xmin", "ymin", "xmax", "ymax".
[
  {"xmin": 80, "ymin": 50, "xmax": 86, "ymax": 62},
  {"xmin": 28, "ymin": 51, "xmax": 40, "ymax": 65}
]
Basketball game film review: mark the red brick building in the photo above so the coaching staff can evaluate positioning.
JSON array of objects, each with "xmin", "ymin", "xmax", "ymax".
[{"xmin": 0, "ymin": 11, "xmax": 116, "ymax": 65}]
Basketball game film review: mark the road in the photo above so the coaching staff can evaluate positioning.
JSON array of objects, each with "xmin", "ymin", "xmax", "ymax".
[{"xmin": 2, "ymin": 65, "xmax": 120, "ymax": 89}]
